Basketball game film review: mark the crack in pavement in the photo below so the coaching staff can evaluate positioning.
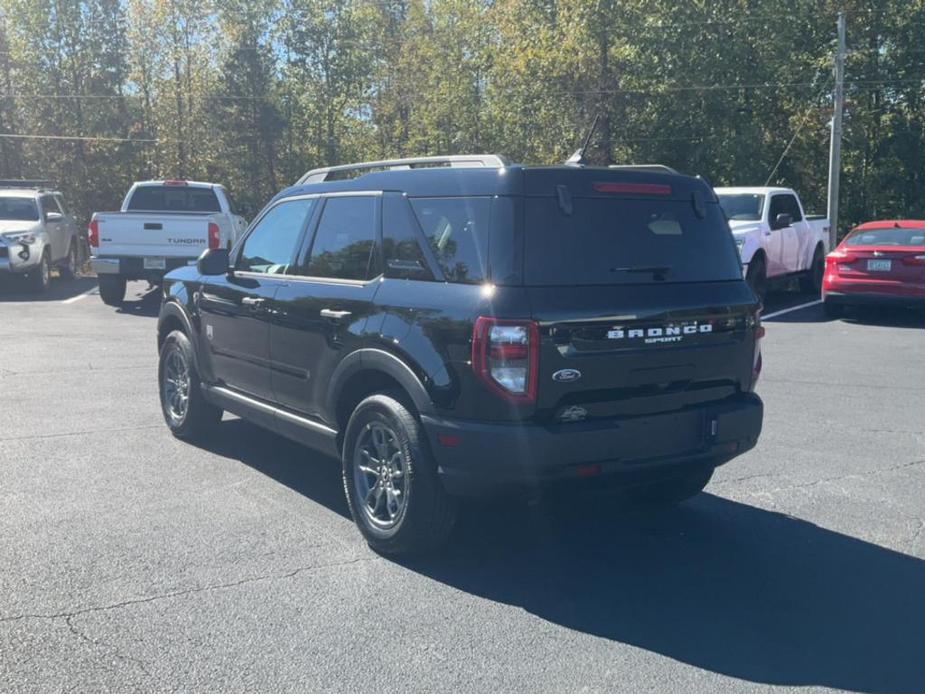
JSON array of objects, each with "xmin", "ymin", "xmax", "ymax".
[
  {"xmin": 0, "ymin": 555, "xmax": 376, "ymax": 625},
  {"xmin": 65, "ymin": 614, "xmax": 151, "ymax": 680},
  {"xmin": 741, "ymin": 457, "xmax": 925, "ymax": 497},
  {"xmin": 0, "ymin": 424, "xmax": 162, "ymax": 443},
  {"xmin": 762, "ymin": 377, "xmax": 925, "ymax": 393}
]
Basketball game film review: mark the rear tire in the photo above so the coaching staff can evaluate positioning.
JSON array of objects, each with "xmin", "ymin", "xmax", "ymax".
[
  {"xmin": 98, "ymin": 275, "xmax": 126, "ymax": 306},
  {"xmin": 799, "ymin": 246, "xmax": 825, "ymax": 294},
  {"xmin": 343, "ymin": 394, "xmax": 458, "ymax": 556},
  {"xmin": 158, "ymin": 330, "xmax": 223, "ymax": 441},
  {"xmin": 746, "ymin": 256, "xmax": 767, "ymax": 304},
  {"xmin": 626, "ymin": 467, "xmax": 714, "ymax": 507},
  {"xmin": 60, "ymin": 240, "xmax": 78, "ymax": 279},
  {"xmin": 25, "ymin": 250, "xmax": 51, "ymax": 293}
]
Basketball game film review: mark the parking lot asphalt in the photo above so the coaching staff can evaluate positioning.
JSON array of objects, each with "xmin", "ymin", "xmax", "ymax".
[{"xmin": 1, "ymin": 278, "xmax": 923, "ymax": 694}]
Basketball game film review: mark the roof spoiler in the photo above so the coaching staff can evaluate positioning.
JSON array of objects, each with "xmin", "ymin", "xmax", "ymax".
[{"xmin": 297, "ymin": 154, "xmax": 510, "ymax": 185}]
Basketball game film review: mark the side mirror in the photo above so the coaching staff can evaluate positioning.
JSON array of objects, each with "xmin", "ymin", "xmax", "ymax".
[
  {"xmin": 772, "ymin": 213, "xmax": 792, "ymax": 230},
  {"xmin": 197, "ymin": 247, "xmax": 230, "ymax": 276},
  {"xmin": 45, "ymin": 211, "xmax": 63, "ymax": 223}
]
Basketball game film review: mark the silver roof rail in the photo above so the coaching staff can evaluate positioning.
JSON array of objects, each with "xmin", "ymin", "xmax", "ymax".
[
  {"xmin": 608, "ymin": 165, "xmax": 678, "ymax": 175},
  {"xmin": 297, "ymin": 154, "xmax": 511, "ymax": 184}
]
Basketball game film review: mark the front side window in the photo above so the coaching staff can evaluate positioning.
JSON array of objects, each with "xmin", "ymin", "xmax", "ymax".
[
  {"xmin": 301, "ymin": 196, "xmax": 378, "ymax": 280},
  {"xmin": 41, "ymin": 195, "xmax": 62, "ymax": 217},
  {"xmin": 237, "ymin": 198, "xmax": 315, "ymax": 274},
  {"xmin": 769, "ymin": 195, "xmax": 802, "ymax": 225},
  {"xmin": 409, "ymin": 197, "xmax": 490, "ymax": 284}
]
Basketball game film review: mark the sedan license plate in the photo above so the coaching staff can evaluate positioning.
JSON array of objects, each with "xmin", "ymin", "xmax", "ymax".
[{"xmin": 143, "ymin": 257, "xmax": 166, "ymax": 270}]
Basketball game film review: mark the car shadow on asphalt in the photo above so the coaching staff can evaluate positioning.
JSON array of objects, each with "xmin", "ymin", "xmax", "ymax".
[
  {"xmin": 0, "ymin": 275, "xmax": 97, "ymax": 302},
  {"xmin": 116, "ymin": 283, "xmax": 161, "ymax": 317},
  {"xmin": 192, "ymin": 417, "xmax": 924, "ymax": 693}
]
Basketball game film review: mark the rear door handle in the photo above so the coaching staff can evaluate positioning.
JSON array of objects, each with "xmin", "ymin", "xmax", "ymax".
[{"xmin": 320, "ymin": 308, "xmax": 351, "ymax": 321}]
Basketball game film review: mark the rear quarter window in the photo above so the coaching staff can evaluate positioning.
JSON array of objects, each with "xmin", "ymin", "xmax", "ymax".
[
  {"xmin": 524, "ymin": 197, "xmax": 742, "ymax": 286},
  {"xmin": 409, "ymin": 197, "xmax": 490, "ymax": 284}
]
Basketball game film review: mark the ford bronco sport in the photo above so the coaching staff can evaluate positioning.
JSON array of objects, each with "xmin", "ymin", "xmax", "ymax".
[{"xmin": 156, "ymin": 155, "xmax": 764, "ymax": 555}]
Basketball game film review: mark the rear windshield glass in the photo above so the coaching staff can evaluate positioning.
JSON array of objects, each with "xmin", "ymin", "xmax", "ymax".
[
  {"xmin": 127, "ymin": 186, "xmax": 221, "ymax": 213},
  {"xmin": 524, "ymin": 197, "xmax": 742, "ymax": 286},
  {"xmin": 0, "ymin": 197, "xmax": 39, "ymax": 220},
  {"xmin": 718, "ymin": 193, "xmax": 764, "ymax": 221},
  {"xmin": 845, "ymin": 228, "xmax": 925, "ymax": 247}
]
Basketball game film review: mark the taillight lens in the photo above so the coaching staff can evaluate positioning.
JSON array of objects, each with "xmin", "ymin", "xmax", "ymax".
[
  {"xmin": 472, "ymin": 317, "xmax": 539, "ymax": 403},
  {"xmin": 208, "ymin": 222, "xmax": 220, "ymax": 249},
  {"xmin": 88, "ymin": 219, "xmax": 99, "ymax": 247}
]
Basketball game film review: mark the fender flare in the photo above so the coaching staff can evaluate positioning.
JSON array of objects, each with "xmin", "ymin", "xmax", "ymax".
[
  {"xmin": 326, "ymin": 348, "xmax": 435, "ymax": 421},
  {"xmin": 157, "ymin": 300, "xmax": 206, "ymax": 376}
]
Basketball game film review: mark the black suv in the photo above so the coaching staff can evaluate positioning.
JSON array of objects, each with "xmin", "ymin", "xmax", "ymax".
[{"xmin": 156, "ymin": 155, "xmax": 764, "ymax": 555}]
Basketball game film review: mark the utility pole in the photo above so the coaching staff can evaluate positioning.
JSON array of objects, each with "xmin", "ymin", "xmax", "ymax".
[{"xmin": 827, "ymin": 11, "xmax": 846, "ymax": 249}]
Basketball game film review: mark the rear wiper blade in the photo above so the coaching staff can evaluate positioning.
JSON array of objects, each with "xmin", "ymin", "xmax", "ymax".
[{"xmin": 611, "ymin": 265, "xmax": 672, "ymax": 275}]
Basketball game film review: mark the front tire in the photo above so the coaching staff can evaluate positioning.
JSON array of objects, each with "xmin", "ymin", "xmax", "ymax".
[
  {"xmin": 343, "ymin": 394, "xmax": 458, "ymax": 556},
  {"xmin": 626, "ymin": 467, "xmax": 714, "ymax": 507},
  {"xmin": 98, "ymin": 275, "xmax": 126, "ymax": 306},
  {"xmin": 26, "ymin": 250, "xmax": 51, "ymax": 292},
  {"xmin": 158, "ymin": 330, "xmax": 222, "ymax": 441}
]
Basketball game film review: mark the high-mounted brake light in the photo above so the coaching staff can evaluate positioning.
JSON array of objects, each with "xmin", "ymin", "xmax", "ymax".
[
  {"xmin": 163, "ymin": 179, "xmax": 188, "ymax": 186},
  {"xmin": 593, "ymin": 182, "xmax": 672, "ymax": 196},
  {"xmin": 88, "ymin": 219, "xmax": 99, "ymax": 247},
  {"xmin": 472, "ymin": 317, "xmax": 539, "ymax": 404},
  {"xmin": 208, "ymin": 222, "xmax": 220, "ymax": 250}
]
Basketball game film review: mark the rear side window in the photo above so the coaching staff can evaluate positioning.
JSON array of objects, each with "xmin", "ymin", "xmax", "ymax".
[
  {"xmin": 302, "ymin": 196, "xmax": 377, "ymax": 280},
  {"xmin": 409, "ymin": 197, "xmax": 490, "ymax": 284},
  {"xmin": 524, "ymin": 197, "xmax": 741, "ymax": 286},
  {"xmin": 128, "ymin": 186, "xmax": 221, "ymax": 213}
]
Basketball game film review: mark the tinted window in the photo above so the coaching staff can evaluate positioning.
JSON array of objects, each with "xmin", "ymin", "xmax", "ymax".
[
  {"xmin": 0, "ymin": 197, "xmax": 39, "ymax": 221},
  {"xmin": 718, "ymin": 194, "xmax": 764, "ymax": 221},
  {"xmin": 382, "ymin": 194, "xmax": 432, "ymax": 280},
  {"xmin": 41, "ymin": 195, "xmax": 62, "ymax": 217},
  {"xmin": 409, "ymin": 197, "xmax": 490, "ymax": 284},
  {"xmin": 302, "ymin": 196, "xmax": 377, "ymax": 280},
  {"xmin": 128, "ymin": 185, "xmax": 221, "ymax": 212},
  {"xmin": 524, "ymin": 197, "xmax": 741, "ymax": 286},
  {"xmin": 237, "ymin": 198, "xmax": 315, "ymax": 274},
  {"xmin": 769, "ymin": 194, "xmax": 802, "ymax": 224}
]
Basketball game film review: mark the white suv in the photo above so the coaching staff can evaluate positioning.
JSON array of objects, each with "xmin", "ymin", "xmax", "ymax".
[{"xmin": 0, "ymin": 183, "xmax": 79, "ymax": 292}]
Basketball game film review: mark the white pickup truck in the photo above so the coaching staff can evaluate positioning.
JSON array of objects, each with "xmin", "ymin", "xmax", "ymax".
[
  {"xmin": 89, "ymin": 180, "xmax": 246, "ymax": 306},
  {"xmin": 716, "ymin": 187, "xmax": 830, "ymax": 300}
]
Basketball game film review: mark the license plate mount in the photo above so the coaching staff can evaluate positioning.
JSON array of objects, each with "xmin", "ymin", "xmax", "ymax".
[{"xmin": 867, "ymin": 259, "xmax": 891, "ymax": 272}]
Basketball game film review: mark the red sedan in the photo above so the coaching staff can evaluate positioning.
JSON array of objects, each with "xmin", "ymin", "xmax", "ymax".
[{"xmin": 822, "ymin": 220, "xmax": 925, "ymax": 316}]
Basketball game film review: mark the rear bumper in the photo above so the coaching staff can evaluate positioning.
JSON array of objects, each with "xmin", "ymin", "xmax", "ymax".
[
  {"xmin": 91, "ymin": 255, "xmax": 197, "ymax": 280},
  {"xmin": 422, "ymin": 393, "xmax": 763, "ymax": 496},
  {"xmin": 824, "ymin": 288, "xmax": 925, "ymax": 308}
]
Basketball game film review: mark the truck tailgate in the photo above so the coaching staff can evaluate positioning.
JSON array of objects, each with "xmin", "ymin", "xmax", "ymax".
[{"xmin": 95, "ymin": 213, "xmax": 212, "ymax": 257}]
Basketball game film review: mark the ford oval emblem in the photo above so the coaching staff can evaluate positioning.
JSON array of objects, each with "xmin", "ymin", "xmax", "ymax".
[{"xmin": 552, "ymin": 368, "xmax": 582, "ymax": 383}]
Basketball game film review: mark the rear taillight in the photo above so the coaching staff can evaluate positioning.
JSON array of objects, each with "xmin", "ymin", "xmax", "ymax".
[
  {"xmin": 472, "ymin": 317, "xmax": 539, "ymax": 404},
  {"xmin": 88, "ymin": 219, "xmax": 99, "ymax": 247},
  {"xmin": 208, "ymin": 222, "xmax": 220, "ymax": 249},
  {"xmin": 164, "ymin": 179, "xmax": 188, "ymax": 186}
]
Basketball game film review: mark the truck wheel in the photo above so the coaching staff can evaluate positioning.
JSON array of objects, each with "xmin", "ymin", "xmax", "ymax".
[
  {"xmin": 98, "ymin": 275, "xmax": 126, "ymax": 306},
  {"xmin": 745, "ymin": 256, "xmax": 767, "ymax": 303},
  {"xmin": 26, "ymin": 250, "xmax": 51, "ymax": 293},
  {"xmin": 60, "ymin": 241, "xmax": 78, "ymax": 279},
  {"xmin": 343, "ymin": 394, "xmax": 458, "ymax": 556},
  {"xmin": 799, "ymin": 246, "xmax": 824, "ymax": 294},
  {"xmin": 158, "ymin": 330, "xmax": 223, "ymax": 440},
  {"xmin": 627, "ymin": 467, "xmax": 714, "ymax": 507}
]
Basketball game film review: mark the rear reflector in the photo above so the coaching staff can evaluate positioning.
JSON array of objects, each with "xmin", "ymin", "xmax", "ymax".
[
  {"xmin": 593, "ymin": 182, "xmax": 672, "ymax": 196},
  {"xmin": 437, "ymin": 434, "xmax": 460, "ymax": 448},
  {"xmin": 576, "ymin": 464, "xmax": 602, "ymax": 478}
]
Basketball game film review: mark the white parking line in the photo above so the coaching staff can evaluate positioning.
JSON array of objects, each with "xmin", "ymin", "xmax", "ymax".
[
  {"xmin": 763, "ymin": 299, "xmax": 823, "ymax": 320},
  {"xmin": 60, "ymin": 286, "xmax": 98, "ymax": 304}
]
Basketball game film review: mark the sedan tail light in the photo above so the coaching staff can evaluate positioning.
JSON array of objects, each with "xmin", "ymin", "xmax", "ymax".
[
  {"xmin": 472, "ymin": 317, "xmax": 539, "ymax": 404},
  {"xmin": 88, "ymin": 219, "xmax": 99, "ymax": 247}
]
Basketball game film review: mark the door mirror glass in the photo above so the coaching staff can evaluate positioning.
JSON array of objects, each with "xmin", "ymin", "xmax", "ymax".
[
  {"xmin": 773, "ymin": 213, "xmax": 792, "ymax": 230},
  {"xmin": 198, "ymin": 247, "xmax": 230, "ymax": 276},
  {"xmin": 45, "ymin": 211, "xmax": 63, "ymax": 223}
]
